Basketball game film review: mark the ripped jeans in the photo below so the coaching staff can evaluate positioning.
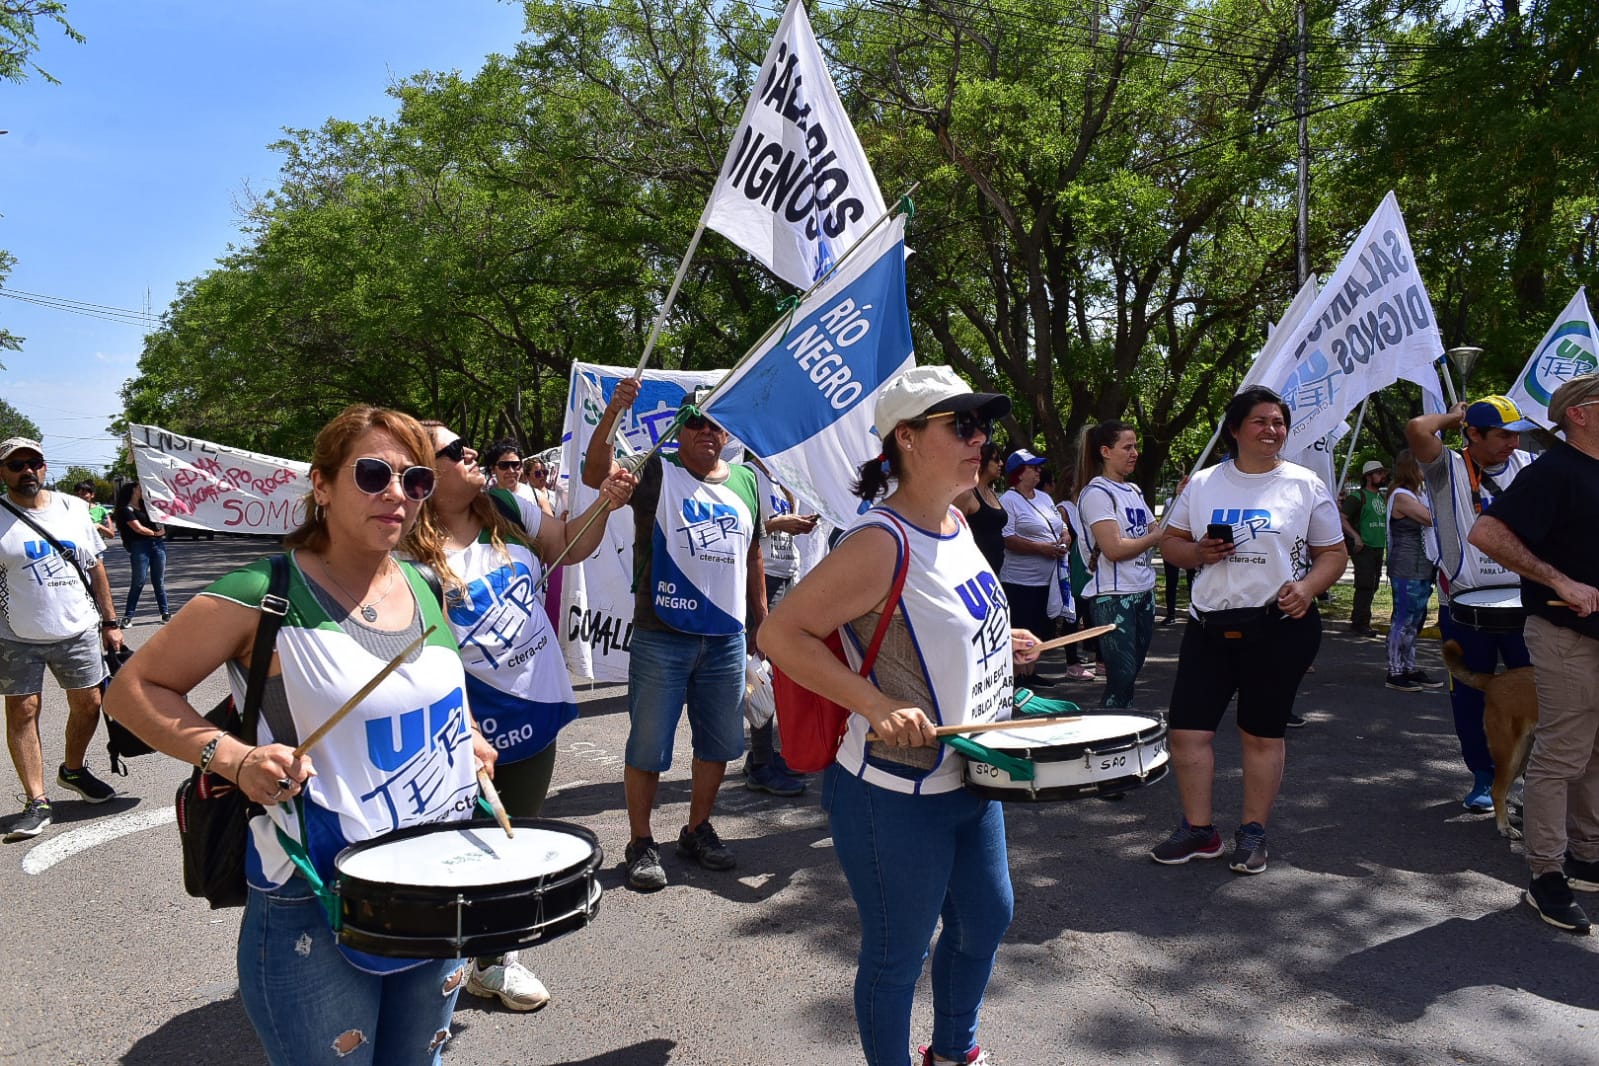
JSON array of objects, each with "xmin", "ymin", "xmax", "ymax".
[{"xmin": 237, "ymin": 879, "xmax": 464, "ymax": 1066}]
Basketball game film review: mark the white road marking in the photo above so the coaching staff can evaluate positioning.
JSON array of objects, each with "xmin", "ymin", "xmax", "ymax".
[
  {"xmin": 545, "ymin": 779, "xmax": 589, "ymax": 798},
  {"xmin": 21, "ymin": 805, "xmax": 176, "ymax": 875}
]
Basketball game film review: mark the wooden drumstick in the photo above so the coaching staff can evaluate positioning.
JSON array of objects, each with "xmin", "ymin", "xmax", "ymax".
[
  {"xmin": 867, "ymin": 714, "xmax": 1083, "ymax": 742},
  {"xmin": 293, "ymin": 626, "xmax": 436, "ymax": 759},
  {"xmin": 1024, "ymin": 622, "xmax": 1117, "ymax": 655},
  {"xmin": 477, "ymin": 769, "xmax": 514, "ymax": 839},
  {"xmin": 1549, "ymin": 599, "xmax": 1575, "ymax": 609}
]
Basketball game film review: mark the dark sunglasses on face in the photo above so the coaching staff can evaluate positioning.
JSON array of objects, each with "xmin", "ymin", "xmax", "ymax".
[
  {"xmin": 435, "ymin": 438, "xmax": 468, "ymax": 463},
  {"xmin": 4, "ymin": 457, "xmax": 46, "ymax": 473},
  {"xmin": 494, "ymin": 460, "xmax": 522, "ymax": 471},
  {"xmin": 350, "ymin": 457, "xmax": 436, "ymax": 501},
  {"xmin": 530, "ymin": 469, "xmax": 548, "ymax": 479},
  {"xmin": 926, "ymin": 410, "xmax": 993, "ymax": 443},
  {"xmin": 682, "ymin": 415, "xmax": 724, "ymax": 433}
]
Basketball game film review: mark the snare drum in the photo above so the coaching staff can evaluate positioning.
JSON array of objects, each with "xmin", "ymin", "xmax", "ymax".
[
  {"xmin": 334, "ymin": 818, "xmax": 602, "ymax": 959},
  {"xmin": 1448, "ymin": 586, "xmax": 1525, "ymax": 634},
  {"xmin": 962, "ymin": 713, "xmax": 1169, "ymax": 802}
]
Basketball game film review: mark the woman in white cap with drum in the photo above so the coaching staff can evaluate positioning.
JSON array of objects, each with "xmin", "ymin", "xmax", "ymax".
[{"xmin": 760, "ymin": 366, "xmax": 1040, "ymax": 1066}]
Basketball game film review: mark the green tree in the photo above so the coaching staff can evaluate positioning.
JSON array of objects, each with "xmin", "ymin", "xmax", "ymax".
[
  {"xmin": 0, "ymin": 395, "xmax": 42, "ymax": 440},
  {"xmin": 1, "ymin": 0, "xmax": 81, "ymax": 83}
]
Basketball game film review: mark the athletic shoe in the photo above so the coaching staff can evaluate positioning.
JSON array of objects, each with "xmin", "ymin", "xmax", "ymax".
[
  {"xmin": 919, "ymin": 1045, "xmax": 988, "ymax": 1065},
  {"xmin": 118, "ymin": 616, "xmax": 133, "ymax": 629},
  {"xmin": 1385, "ymin": 673, "xmax": 1425, "ymax": 693},
  {"xmin": 160, "ymin": 612, "xmax": 172, "ymax": 623},
  {"xmin": 677, "ymin": 820, "xmax": 736, "ymax": 871},
  {"xmin": 745, "ymin": 760, "xmax": 806, "ymax": 797},
  {"xmin": 1351, "ymin": 626, "xmax": 1379, "ymax": 638},
  {"xmin": 465, "ymin": 954, "xmax": 550, "ymax": 1011},
  {"xmin": 1064, "ymin": 664, "xmax": 1095, "ymax": 682},
  {"xmin": 1404, "ymin": 669, "xmax": 1444, "ymax": 690},
  {"xmin": 1159, "ymin": 616, "xmax": 1178, "ymax": 627},
  {"xmin": 1463, "ymin": 771, "xmax": 1495, "ymax": 813},
  {"xmin": 3, "ymin": 798, "xmax": 52, "ymax": 842},
  {"xmin": 624, "ymin": 838, "xmax": 667, "ymax": 892},
  {"xmin": 1525, "ymin": 872, "xmax": 1591, "ymax": 934},
  {"xmin": 1285, "ymin": 712, "xmax": 1307, "ymax": 728},
  {"xmin": 1149, "ymin": 820, "xmax": 1224, "ymax": 864},
  {"xmin": 57, "ymin": 763, "xmax": 116, "ymax": 803},
  {"xmin": 1230, "ymin": 822, "xmax": 1269, "ymax": 874},
  {"xmin": 1565, "ymin": 854, "xmax": 1599, "ymax": 893}
]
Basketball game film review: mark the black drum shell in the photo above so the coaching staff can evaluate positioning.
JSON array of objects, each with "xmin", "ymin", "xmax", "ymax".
[
  {"xmin": 334, "ymin": 817, "xmax": 602, "ymax": 960},
  {"xmin": 1448, "ymin": 589, "xmax": 1526, "ymax": 634}
]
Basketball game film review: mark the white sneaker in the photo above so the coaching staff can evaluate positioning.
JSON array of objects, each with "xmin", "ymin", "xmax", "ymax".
[{"xmin": 464, "ymin": 954, "xmax": 550, "ymax": 1011}]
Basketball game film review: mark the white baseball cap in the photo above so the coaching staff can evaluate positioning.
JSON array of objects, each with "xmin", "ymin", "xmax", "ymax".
[
  {"xmin": 872, "ymin": 366, "xmax": 1010, "ymax": 439},
  {"xmin": 0, "ymin": 437, "xmax": 44, "ymax": 463}
]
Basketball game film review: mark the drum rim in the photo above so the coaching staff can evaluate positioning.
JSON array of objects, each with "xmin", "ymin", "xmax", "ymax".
[
  {"xmin": 975, "ymin": 714, "xmax": 1166, "ymax": 763},
  {"xmin": 1450, "ymin": 585, "xmax": 1524, "ymax": 606},
  {"xmin": 965, "ymin": 760, "xmax": 1170, "ymax": 801},
  {"xmin": 333, "ymin": 816, "xmax": 602, "ymax": 879}
]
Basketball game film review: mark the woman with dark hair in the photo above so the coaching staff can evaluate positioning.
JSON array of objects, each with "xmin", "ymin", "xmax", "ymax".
[
  {"xmin": 107, "ymin": 405, "xmax": 492, "ymax": 1064},
  {"xmin": 404, "ymin": 423, "xmax": 633, "ymax": 1010},
  {"xmin": 1074, "ymin": 420, "xmax": 1163, "ymax": 707},
  {"xmin": 957, "ymin": 442, "xmax": 1007, "ymax": 575},
  {"xmin": 1149, "ymin": 386, "xmax": 1347, "ymax": 875},
  {"xmin": 760, "ymin": 366, "xmax": 1038, "ymax": 1066},
  {"xmin": 113, "ymin": 480, "xmax": 169, "ymax": 626},
  {"xmin": 1383, "ymin": 448, "xmax": 1441, "ymax": 692},
  {"xmin": 998, "ymin": 448, "xmax": 1067, "ymax": 682}
]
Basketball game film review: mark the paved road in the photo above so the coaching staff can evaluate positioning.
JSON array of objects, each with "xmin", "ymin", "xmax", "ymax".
[{"xmin": 1, "ymin": 540, "xmax": 1594, "ymax": 1066}]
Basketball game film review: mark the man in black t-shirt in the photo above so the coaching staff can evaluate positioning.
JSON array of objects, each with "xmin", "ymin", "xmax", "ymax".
[{"xmin": 1471, "ymin": 373, "xmax": 1599, "ymax": 935}]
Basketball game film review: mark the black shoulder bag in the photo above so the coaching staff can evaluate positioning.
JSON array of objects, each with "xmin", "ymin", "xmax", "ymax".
[{"xmin": 175, "ymin": 553, "xmax": 299, "ymax": 909}]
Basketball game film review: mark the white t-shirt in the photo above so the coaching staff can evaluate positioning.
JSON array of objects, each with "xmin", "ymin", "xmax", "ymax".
[
  {"xmin": 999, "ymin": 488, "xmax": 1063, "ymax": 586},
  {"xmin": 0, "ymin": 493, "xmax": 106, "ymax": 643},
  {"xmin": 1168, "ymin": 460, "xmax": 1342, "ymax": 614},
  {"xmin": 1077, "ymin": 476, "xmax": 1156, "ymax": 596},
  {"xmin": 1419, "ymin": 447, "xmax": 1533, "ymax": 601},
  {"xmin": 512, "ymin": 482, "xmax": 539, "ymax": 504},
  {"xmin": 755, "ymin": 468, "xmax": 802, "ymax": 580}
]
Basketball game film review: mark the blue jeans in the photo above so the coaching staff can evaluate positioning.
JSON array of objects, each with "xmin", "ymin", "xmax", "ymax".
[
  {"xmin": 1386, "ymin": 578, "xmax": 1434, "ymax": 676},
  {"xmin": 625, "ymin": 626, "xmax": 746, "ymax": 772},
  {"xmin": 1439, "ymin": 604, "xmax": 1530, "ymax": 773},
  {"xmin": 822, "ymin": 765, "xmax": 1013, "ymax": 1066},
  {"xmin": 237, "ymin": 880, "xmax": 464, "ymax": 1066},
  {"xmin": 1088, "ymin": 591, "xmax": 1155, "ymax": 708},
  {"xmin": 124, "ymin": 539, "xmax": 169, "ymax": 618}
]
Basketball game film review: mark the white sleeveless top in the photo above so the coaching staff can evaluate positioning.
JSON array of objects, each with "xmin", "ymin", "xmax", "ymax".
[
  {"xmin": 650, "ymin": 460, "xmax": 757, "ymax": 634},
  {"xmin": 1421, "ymin": 447, "xmax": 1534, "ymax": 600},
  {"xmin": 834, "ymin": 505, "xmax": 1015, "ymax": 795},
  {"xmin": 1078, "ymin": 476, "xmax": 1157, "ymax": 596}
]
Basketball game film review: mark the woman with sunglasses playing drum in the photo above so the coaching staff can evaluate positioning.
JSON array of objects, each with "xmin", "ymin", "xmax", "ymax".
[
  {"xmin": 107, "ymin": 405, "xmax": 492, "ymax": 1065},
  {"xmin": 402, "ymin": 425, "xmax": 633, "ymax": 1011},
  {"xmin": 760, "ymin": 367, "xmax": 1039, "ymax": 1066}
]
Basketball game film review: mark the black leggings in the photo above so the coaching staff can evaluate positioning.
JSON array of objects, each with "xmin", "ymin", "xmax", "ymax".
[{"xmin": 1167, "ymin": 607, "xmax": 1321, "ymax": 739}]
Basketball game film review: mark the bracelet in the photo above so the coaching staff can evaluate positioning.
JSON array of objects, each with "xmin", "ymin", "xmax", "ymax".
[
  {"xmin": 198, "ymin": 732, "xmax": 226, "ymax": 774},
  {"xmin": 100, "ymin": 619, "xmax": 121, "ymax": 631}
]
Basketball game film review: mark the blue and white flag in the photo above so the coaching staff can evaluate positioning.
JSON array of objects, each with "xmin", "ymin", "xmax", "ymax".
[
  {"xmin": 704, "ymin": 0, "xmax": 887, "ymax": 289},
  {"xmin": 1507, "ymin": 287, "xmax": 1598, "ymax": 431},
  {"xmin": 700, "ymin": 214, "xmax": 915, "ymax": 527}
]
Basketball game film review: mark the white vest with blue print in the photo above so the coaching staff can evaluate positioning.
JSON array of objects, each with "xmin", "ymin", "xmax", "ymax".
[
  {"xmin": 834, "ymin": 506, "xmax": 1015, "ymax": 796},
  {"xmin": 650, "ymin": 460, "xmax": 757, "ymax": 635}
]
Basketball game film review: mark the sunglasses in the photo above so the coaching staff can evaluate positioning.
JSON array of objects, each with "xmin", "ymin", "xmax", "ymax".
[
  {"xmin": 530, "ymin": 469, "xmax": 548, "ymax": 479},
  {"xmin": 4, "ymin": 457, "xmax": 46, "ymax": 473},
  {"xmin": 926, "ymin": 410, "xmax": 994, "ymax": 443},
  {"xmin": 350, "ymin": 457, "xmax": 436, "ymax": 501},
  {"xmin": 435, "ymin": 438, "xmax": 468, "ymax": 463},
  {"xmin": 682, "ymin": 415, "xmax": 724, "ymax": 433},
  {"xmin": 494, "ymin": 460, "xmax": 522, "ymax": 471}
]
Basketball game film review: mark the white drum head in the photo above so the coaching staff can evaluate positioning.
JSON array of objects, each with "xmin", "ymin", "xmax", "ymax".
[
  {"xmin": 978, "ymin": 714, "xmax": 1159, "ymax": 751},
  {"xmin": 337, "ymin": 826, "xmax": 593, "ymax": 888},
  {"xmin": 1452, "ymin": 587, "xmax": 1522, "ymax": 609}
]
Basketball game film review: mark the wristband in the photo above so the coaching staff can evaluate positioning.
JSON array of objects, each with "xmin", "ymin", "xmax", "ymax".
[
  {"xmin": 101, "ymin": 619, "xmax": 121, "ymax": 631},
  {"xmin": 198, "ymin": 732, "xmax": 226, "ymax": 774}
]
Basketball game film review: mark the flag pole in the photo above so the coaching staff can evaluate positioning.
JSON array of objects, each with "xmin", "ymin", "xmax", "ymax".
[{"xmin": 1335, "ymin": 394, "xmax": 1371, "ymax": 492}]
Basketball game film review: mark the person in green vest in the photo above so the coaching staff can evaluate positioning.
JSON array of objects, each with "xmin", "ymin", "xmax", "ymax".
[{"xmin": 1340, "ymin": 459, "xmax": 1389, "ymax": 636}]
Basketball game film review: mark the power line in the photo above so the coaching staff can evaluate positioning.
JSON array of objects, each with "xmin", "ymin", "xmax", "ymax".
[{"xmin": 0, "ymin": 286, "xmax": 154, "ymax": 327}]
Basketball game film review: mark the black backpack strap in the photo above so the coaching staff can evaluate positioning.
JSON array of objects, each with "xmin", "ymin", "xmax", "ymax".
[{"xmin": 240, "ymin": 554, "xmax": 297, "ymax": 747}]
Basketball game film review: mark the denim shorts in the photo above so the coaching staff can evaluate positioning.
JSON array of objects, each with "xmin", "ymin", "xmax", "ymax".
[
  {"xmin": 625, "ymin": 626, "xmax": 746, "ymax": 772},
  {"xmin": 0, "ymin": 627, "xmax": 104, "ymax": 696}
]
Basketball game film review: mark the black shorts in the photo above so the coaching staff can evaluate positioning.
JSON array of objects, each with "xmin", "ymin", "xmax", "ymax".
[{"xmin": 1167, "ymin": 606, "xmax": 1322, "ymax": 739}]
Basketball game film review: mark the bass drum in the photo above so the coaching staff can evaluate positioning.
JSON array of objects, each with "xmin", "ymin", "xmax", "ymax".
[{"xmin": 963, "ymin": 713, "xmax": 1169, "ymax": 802}]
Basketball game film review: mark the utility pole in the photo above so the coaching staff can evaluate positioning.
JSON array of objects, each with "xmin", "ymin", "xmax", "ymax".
[{"xmin": 1295, "ymin": 0, "xmax": 1310, "ymax": 288}]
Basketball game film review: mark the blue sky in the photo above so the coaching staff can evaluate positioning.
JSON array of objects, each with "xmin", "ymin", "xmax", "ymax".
[{"xmin": 1, "ymin": 0, "xmax": 529, "ymax": 471}]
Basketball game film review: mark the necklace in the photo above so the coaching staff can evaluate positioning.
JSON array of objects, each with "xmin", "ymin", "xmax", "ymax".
[{"xmin": 318, "ymin": 556, "xmax": 396, "ymax": 622}]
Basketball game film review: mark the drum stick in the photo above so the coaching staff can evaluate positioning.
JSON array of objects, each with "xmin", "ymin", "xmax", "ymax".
[
  {"xmin": 1026, "ymin": 623, "xmax": 1117, "ymax": 654},
  {"xmin": 477, "ymin": 769, "xmax": 514, "ymax": 838},
  {"xmin": 1549, "ymin": 599, "xmax": 1575, "ymax": 609},
  {"xmin": 867, "ymin": 714, "xmax": 1083, "ymax": 742},
  {"xmin": 293, "ymin": 626, "xmax": 436, "ymax": 760}
]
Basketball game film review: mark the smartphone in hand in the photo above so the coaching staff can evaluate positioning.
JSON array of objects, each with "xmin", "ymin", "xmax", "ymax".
[{"xmin": 1205, "ymin": 522, "xmax": 1235, "ymax": 544}]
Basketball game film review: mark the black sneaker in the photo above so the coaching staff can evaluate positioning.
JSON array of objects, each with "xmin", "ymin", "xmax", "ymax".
[
  {"xmin": 160, "ymin": 612, "xmax": 172, "ymax": 623},
  {"xmin": 624, "ymin": 838, "xmax": 667, "ymax": 892},
  {"xmin": 58, "ymin": 764, "xmax": 116, "ymax": 804},
  {"xmin": 1230, "ymin": 822, "xmax": 1269, "ymax": 874},
  {"xmin": 1525, "ymin": 872, "xmax": 1591, "ymax": 934},
  {"xmin": 1386, "ymin": 673, "xmax": 1424, "ymax": 692},
  {"xmin": 4, "ymin": 798, "xmax": 52, "ymax": 842},
  {"xmin": 1285, "ymin": 712, "xmax": 1307, "ymax": 728},
  {"xmin": 1149, "ymin": 821, "xmax": 1224, "ymax": 864},
  {"xmin": 677, "ymin": 820, "xmax": 736, "ymax": 871},
  {"xmin": 1565, "ymin": 854, "xmax": 1599, "ymax": 894},
  {"xmin": 1405, "ymin": 669, "xmax": 1444, "ymax": 690}
]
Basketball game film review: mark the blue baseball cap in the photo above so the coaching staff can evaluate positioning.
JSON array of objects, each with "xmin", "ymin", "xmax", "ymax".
[
  {"xmin": 1464, "ymin": 395, "xmax": 1539, "ymax": 433},
  {"xmin": 1004, "ymin": 449, "xmax": 1047, "ymax": 476}
]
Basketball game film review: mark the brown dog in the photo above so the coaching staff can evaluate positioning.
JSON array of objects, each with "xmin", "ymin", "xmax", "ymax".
[{"xmin": 1442, "ymin": 640, "xmax": 1539, "ymax": 838}]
